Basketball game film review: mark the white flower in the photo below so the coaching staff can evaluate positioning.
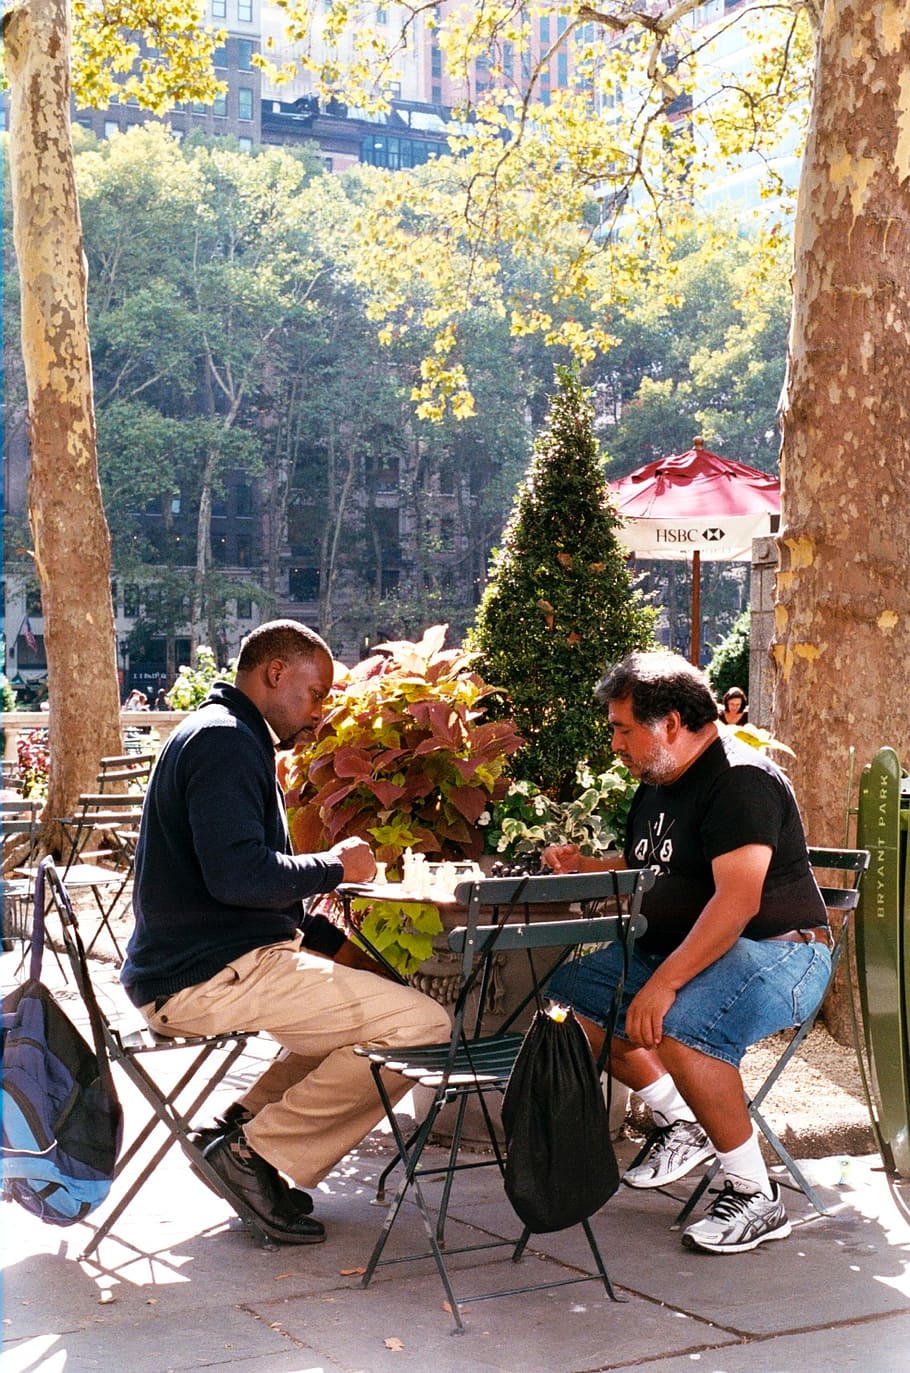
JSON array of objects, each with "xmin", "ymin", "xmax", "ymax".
[{"xmin": 477, "ymin": 810, "xmax": 491, "ymax": 826}]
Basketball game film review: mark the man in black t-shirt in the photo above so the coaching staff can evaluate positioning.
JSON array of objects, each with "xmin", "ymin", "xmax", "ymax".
[{"xmin": 544, "ymin": 651, "xmax": 830, "ymax": 1255}]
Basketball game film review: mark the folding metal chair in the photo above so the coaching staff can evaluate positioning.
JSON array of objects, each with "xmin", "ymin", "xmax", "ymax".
[
  {"xmin": 52, "ymin": 792, "xmax": 147, "ymax": 959},
  {"xmin": 670, "ymin": 845, "xmax": 870, "ymax": 1228},
  {"xmin": 2, "ymin": 797, "xmax": 41, "ymax": 867},
  {"xmin": 96, "ymin": 752, "xmax": 155, "ymax": 794},
  {"xmin": 42, "ymin": 860, "xmax": 273, "ymax": 1258},
  {"xmin": 355, "ymin": 868, "xmax": 653, "ymax": 1332},
  {"xmin": 2, "ymin": 801, "xmax": 53, "ymax": 970}
]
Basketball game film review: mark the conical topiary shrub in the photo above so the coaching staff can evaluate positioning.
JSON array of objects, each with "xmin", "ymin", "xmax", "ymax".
[{"xmin": 468, "ymin": 368, "xmax": 655, "ymax": 797}]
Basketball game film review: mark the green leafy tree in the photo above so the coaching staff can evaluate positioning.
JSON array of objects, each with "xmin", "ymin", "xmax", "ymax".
[
  {"xmin": 3, "ymin": 0, "xmax": 224, "ymax": 845},
  {"xmin": 707, "ymin": 610, "xmax": 751, "ymax": 702},
  {"xmin": 599, "ymin": 229, "xmax": 789, "ymax": 477},
  {"xmin": 468, "ymin": 368, "xmax": 655, "ymax": 797}
]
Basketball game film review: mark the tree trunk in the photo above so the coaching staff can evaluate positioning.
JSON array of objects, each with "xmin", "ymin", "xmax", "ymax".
[
  {"xmin": 4, "ymin": 0, "xmax": 121, "ymax": 850},
  {"xmin": 319, "ymin": 420, "xmax": 357, "ymax": 639},
  {"xmin": 774, "ymin": 0, "xmax": 910, "ymax": 1036},
  {"xmin": 774, "ymin": 0, "xmax": 910, "ymax": 836},
  {"xmin": 191, "ymin": 450, "xmax": 216, "ymax": 657}
]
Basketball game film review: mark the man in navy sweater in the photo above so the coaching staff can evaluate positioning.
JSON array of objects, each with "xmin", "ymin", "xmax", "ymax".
[{"xmin": 121, "ymin": 620, "xmax": 449, "ymax": 1244}]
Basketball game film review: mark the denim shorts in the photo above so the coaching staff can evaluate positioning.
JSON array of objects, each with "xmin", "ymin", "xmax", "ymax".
[{"xmin": 546, "ymin": 936, "xmax": 832, "ymax": 1068}]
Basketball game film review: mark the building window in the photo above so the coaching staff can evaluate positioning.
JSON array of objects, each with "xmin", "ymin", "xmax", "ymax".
[
  {"xmin": 18, "ymin": 632, "xmax": 47, "ymax": 668},
  {"xmin": 236, "ymin": 597, "xmax": 253, "ymax": 619},
  {"xmin": 361, "ymin": 134, "xmax": 444, "ymax": 169},
  {"xmin": 539, "ymin": 16, "xmax": 550, "ymax": 44},
  {"xmin": 289, "ymin": 567, "xmax": 320, "ymax": 600},
  {"xmin": 237, "ymin": 0, "xmax": 253, "ymax": 21},
  {"xmin": 213, "ymin": 92, "xmax": 227, "ymax": 117},
  {"xmin": 237, "ymin": 38, "xmax": 254, "ymax": 69},
  {"xmin": 238, "ymin": 87, "xmax": 254, "ymax": 121},
  {"xmin": 213, "ymin": 44, "xmax": 227, "ymax": 68},
  {"xmin": 238, "ymin": 137, "xmax": 253, "ymax": 152},
  {"xmin": 104, "ymin": 120, "xmax": 121, "ymax": 139},
  {"xmin": 374, "ymin": 458, "xmax": 398, "ymax": 494},
  {"xmin": 212, "ymin": 0, "xmax": 226, "ymax": 15}
]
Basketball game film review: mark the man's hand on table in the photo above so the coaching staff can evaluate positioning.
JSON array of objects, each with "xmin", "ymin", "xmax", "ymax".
[
  {"xmin": 541, "ymin": 844, "xmax": 626, "ymax": 874},
  {"xmin": 329, "ymin": 836, "xmax": 376, "ymax": 883},
  {"xmin": 541, "ymin": 843, "xmax": 582, "ymax": 873}
]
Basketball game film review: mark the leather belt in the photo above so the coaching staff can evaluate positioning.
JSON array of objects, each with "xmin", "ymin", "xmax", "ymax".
[{"xmin": 765, "ymin": 926, "xmax": 831, "ymax": 947}]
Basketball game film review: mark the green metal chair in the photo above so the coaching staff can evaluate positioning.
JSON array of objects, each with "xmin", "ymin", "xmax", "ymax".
[
  {"xmin": 670, "ymin": 845, "xmax": 870, "ymax": 1228},
  {"xmin": 354, "ymin": 868, "xmax": 653, "ymax": 1333}
]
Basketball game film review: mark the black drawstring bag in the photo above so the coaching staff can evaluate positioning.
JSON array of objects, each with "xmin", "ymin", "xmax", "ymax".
[
  {"xmin": 501, "ymin": 1006, "xmax": 618, "ymax": 1233},
  {"xmin": 500, "ymin": 878, "xmax": 633, "ymax": 1235}
]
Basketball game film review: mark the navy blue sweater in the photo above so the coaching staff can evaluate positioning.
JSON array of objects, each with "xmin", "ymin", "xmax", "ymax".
[{"xmin": 121, "ymin": 681, "xmax": 344, "ymax": 1008}]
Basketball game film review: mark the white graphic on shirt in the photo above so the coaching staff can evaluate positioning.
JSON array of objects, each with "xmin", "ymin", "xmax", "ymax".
[{"xmin": 633, "ymin": 814, "xmax": 675, "ymax": 871}]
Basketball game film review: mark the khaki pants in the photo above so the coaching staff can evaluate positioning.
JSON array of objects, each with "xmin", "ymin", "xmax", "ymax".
[{"xmin": 143, "ymin": 936, "xmax": 450, "ymax": 1188}]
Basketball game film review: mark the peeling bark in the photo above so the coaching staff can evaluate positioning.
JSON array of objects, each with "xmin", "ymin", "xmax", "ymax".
[
  {"xmin": 5, "ymin": 0, "xmax": 122, "ymax": 844},
  {"xmin": 775, "ymin": 0, "xmax": 910, "ymax": 851}
]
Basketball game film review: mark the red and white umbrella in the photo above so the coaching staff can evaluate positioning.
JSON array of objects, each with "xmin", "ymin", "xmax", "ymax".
[{"xmin": 610, "ymin": 439, "xmax": 780, "ymax": 662}]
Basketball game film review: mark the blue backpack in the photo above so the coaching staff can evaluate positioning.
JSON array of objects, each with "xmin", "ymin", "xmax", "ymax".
[{"xmin": 1, "ymin": 862, "xmax": 122, "ymax": 1225}]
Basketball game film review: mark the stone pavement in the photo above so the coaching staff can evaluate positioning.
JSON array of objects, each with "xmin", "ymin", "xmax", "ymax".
[{"xmin": 3, "ymin": 951, "xmax": 910, "ymax": 1372}]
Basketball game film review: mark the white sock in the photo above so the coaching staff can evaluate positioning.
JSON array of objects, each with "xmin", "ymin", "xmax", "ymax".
[
  {"xmin": 717, "ymin": 1132, "xmax": 772, "ymax": 1198},
  {"xmin": 635, "ymin": 1074, "xmax": 697, "ymax": 1126}
]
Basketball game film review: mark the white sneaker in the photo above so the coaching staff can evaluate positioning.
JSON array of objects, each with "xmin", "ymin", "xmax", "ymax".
[
  {"xmin": 682, "ymin": 1180, "xmax": 791, "ymax": 1254},
  {"xmin": 623, "ymin": 1119, "xmax": 715, "ymax": 1189}
]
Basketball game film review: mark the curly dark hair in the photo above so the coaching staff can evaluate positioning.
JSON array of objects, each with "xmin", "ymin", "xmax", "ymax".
[
  {"xmin": 237, "ymin": 619, "xmax": 331, "ymax": 673},
  {"xmin": 595, "ymin": 651, "xmax": 719, "ymax": 733}
]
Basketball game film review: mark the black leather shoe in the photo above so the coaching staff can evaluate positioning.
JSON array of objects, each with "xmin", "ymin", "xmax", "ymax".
[
  {"xmin": 188, "ymin": 1102, "xmax": 252, "ymax": 1151},
  {"xmin": 203, "ymin": 1128, "xmax": 325, "ymax": 1244},
  {"xmin": 189, "ymin": 1107, "xmax": 314, "ymax": 1217}
]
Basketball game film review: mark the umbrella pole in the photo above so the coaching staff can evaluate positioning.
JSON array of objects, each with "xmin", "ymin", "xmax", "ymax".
[{"xmin": 690, "ymin": 549, "xmax": 701, "ymax": 666}]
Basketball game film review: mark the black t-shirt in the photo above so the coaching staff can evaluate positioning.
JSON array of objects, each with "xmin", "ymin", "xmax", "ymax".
[{"xmin": 624, "ymin": 733, "xmax": 826, "ymax": 955}]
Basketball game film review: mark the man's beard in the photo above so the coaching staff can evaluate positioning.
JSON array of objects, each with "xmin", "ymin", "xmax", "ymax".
[{"xmin": 637, "ymin": 740, "xmax": 679, "ymax": 785}]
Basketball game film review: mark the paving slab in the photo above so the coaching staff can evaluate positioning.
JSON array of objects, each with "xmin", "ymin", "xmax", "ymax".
[{"xmin": 626, "ymin": 1311, "xmax": 910, "ymax": 1373}]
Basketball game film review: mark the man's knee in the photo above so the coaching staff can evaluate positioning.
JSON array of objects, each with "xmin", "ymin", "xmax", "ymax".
[
  {"xmin": 416, "ymin": 995, "xmax": 451, "ymax": 1041},
  {"xmin": 391, "ymin": 988, "xmax": 449, "ymax": 1044}
]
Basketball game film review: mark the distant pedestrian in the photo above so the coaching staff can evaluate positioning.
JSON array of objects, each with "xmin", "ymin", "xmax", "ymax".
[
  {"xmin": 154, "ymin": 688, "xmax": 170, "ymax": 711},
  {"xmin": 718, "ymin": 687, "xmax": 748, "ymax": 727}
]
